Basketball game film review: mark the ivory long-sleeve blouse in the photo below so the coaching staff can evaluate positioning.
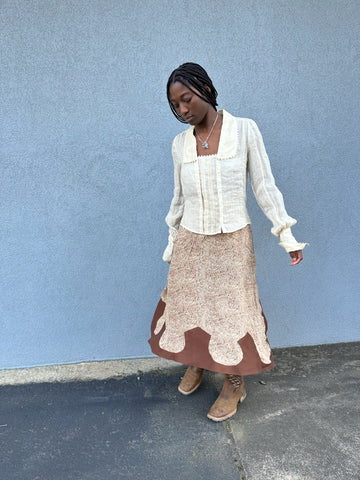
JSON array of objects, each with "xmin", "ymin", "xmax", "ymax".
[{"xmin": 163, "ymin": 110, "xmax": 307, "ymax": 262}]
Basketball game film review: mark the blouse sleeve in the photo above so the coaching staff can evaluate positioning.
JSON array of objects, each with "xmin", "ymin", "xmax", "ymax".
[
  {"xmin": 162, "ymin": 137, "xmax": 185, "ymax": 262},
  {"xmin": 279, "ymin": 227, "xmax": 308, "ymax": 252},
  {"xmin": 247, "ymin": 119, "xmax": 308, "ymax": 251}
]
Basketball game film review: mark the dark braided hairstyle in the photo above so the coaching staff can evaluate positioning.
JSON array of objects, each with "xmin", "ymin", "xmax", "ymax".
[{"xmin": 167, "ymin": 62, "xmax": 218, "ymax": 123}]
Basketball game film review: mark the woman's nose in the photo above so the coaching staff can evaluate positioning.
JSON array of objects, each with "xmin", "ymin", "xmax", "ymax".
[{"xmin": 179, "ymin": 102, "xmax": 189, "ymax": 116}]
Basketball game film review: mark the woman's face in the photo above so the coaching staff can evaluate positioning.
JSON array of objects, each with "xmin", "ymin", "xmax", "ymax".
[{"xmin": 169, "ymin": 81, "xmax": 212, "ymax": 125}]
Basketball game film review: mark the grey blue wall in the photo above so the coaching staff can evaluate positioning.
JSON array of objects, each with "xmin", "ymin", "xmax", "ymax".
[{"xmin": 1, "ymin": 0, "xmax": 359, "ymax": 369}]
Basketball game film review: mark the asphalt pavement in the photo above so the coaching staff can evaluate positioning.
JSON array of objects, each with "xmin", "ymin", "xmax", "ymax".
[{"xmin": 1, "ymin": 342, "xmax": 359, "ymax": 480}]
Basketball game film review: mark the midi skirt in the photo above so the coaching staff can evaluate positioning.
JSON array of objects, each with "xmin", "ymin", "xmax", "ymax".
[{"xmin": 149, "ymin": 225, "xmax": 275, "ymax": 375}]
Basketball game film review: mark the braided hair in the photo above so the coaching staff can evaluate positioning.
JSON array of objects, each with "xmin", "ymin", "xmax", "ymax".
[{"xmin": 167, "ymin": 62, "xmax": 218, "ymax": 123}]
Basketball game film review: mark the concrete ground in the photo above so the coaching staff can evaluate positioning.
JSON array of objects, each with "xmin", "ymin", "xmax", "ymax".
[{"xmin": 0, "ymin": 342, "xmax": 359, "ymax": 480}]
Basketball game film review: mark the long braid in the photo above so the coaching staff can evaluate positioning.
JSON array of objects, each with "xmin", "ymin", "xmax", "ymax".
[{"xmin": 167, "ymin": 62, "xmax": 218, "ymax": 123}]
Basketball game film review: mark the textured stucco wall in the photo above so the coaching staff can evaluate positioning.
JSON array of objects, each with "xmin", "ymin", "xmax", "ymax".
[{"xmin": 1, "ymin": 0, "xmax": 359, "ymax": 368}]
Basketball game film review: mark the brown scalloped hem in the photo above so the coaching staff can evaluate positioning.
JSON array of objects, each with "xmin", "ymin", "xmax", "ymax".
[{"xmin": 149, "ymin": 299, "xmax": 275, "ymax": 376}]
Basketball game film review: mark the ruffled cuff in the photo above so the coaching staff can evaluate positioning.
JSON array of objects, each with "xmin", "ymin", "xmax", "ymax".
[
  {"xmin": 162, "ymin": 227, "xmax": 178, "ymax": 263},
  {"xmin": 278, "ymin": 227, "xmax": 308, "ymax": 253},
  {"xmin": 271, "ymin": 218, "xmax": 297, "ymax": 237}
]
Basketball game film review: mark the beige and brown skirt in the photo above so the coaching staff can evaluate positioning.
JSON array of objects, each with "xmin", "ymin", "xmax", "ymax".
[{"xmin": 149, "ymin": 225, "xmax": 275, "ymax": 375}]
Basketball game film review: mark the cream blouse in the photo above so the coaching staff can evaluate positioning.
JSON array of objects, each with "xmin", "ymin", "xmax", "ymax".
[{"xmin": 163, "ymin": 110, "xmax": 307, "ymax": 262}]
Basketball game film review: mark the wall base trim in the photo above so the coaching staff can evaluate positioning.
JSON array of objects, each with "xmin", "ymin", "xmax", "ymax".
[
  {"xmin": 0, "ymin": 357, "xmax": 177, "ymax": 386},
  {"xmin": 1, "ymin": 341, "xmax": 359, "ymax": 385}
]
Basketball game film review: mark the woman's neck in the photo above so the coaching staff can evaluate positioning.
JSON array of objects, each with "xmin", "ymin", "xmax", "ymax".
[{"xmin": 195, "ymin": 109, "xmax": 219, "ymax": 135}]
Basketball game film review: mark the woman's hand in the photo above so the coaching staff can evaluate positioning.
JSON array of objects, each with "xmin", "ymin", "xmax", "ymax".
[{"xmin": 289, "ymin": 250, "xmax": 303, "ymax": 265}]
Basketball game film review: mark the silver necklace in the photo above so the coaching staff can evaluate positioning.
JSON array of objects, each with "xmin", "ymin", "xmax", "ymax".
[{"xmin": 195, "ymin": 113, "xmax": 219, "ymax": 149}]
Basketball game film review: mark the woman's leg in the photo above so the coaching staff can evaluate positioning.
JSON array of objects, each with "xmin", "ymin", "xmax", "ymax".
[
  {"xmin": 178, "ymin": 366, "xmax": 204, "ymax": 395},
  {"xmin": 207, "ymin": 374, "xmax": 246, "ymax": 422}
]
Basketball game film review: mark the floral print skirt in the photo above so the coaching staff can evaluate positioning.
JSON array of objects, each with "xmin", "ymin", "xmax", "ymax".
[{"xmin": 149, "ymin": 225, "xmax": 275, "ymax": 375}]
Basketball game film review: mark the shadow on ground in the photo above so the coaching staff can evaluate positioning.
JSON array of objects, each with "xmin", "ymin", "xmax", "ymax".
[{"xmin": 0, "ymin": 367, "xmax": 242, "ymax": 480}]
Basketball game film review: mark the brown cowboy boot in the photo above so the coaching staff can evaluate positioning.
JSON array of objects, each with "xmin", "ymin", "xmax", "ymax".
[
  {"xmin": 207, "ymin": 374, "xmax": 246, "ymax": 421},
  {"xmin": 178, "ymin": 366, "xmax": 204, "ymax": 395}
]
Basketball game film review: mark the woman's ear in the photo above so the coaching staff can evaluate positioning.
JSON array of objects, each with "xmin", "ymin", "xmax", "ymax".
[{"xmin": 205, "ymin": 85, "xmax": 211, "ymax": 93}]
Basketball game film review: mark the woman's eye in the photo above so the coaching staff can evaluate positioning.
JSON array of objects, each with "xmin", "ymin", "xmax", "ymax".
[{"xmin": 184, "ymin": 98, "xmax": 192, "ymax": 103}]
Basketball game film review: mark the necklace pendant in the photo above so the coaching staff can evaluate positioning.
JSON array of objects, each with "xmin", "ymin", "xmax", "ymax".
[{"xmin": 202, "ymin": 141, "xmax": 209, "ymax": 149}]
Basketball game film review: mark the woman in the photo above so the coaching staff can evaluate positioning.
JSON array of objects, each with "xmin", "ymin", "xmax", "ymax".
[{"xmin": 149, "ymin": 63, "xmax": 307, "ymax": 422}]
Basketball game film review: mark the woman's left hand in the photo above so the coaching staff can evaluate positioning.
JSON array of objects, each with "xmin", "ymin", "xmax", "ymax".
[{"xmin": 289, "ymin": 250, "xmax": 303, "ymax": 265}]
